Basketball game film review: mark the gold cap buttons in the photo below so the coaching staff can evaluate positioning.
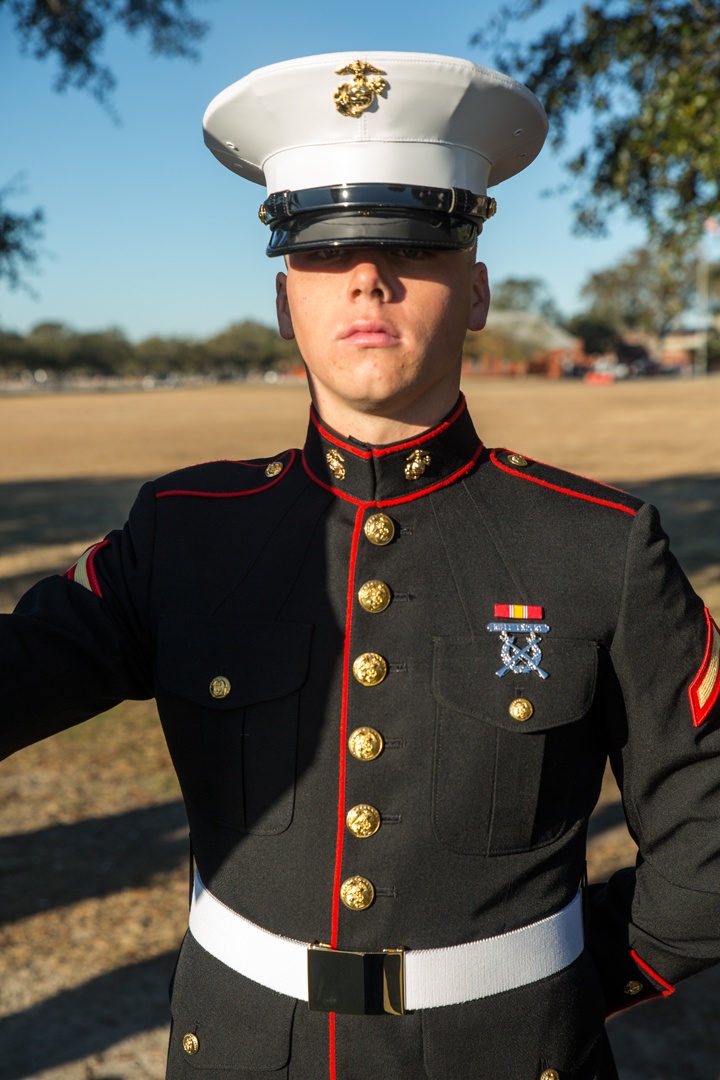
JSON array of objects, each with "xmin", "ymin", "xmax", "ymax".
[
  {"xmin": 340, "ymin": 875, "xmax": 375, "ymax": 910},
  {"xmin": 363, "ymin": 513, "xmax": 395, "ymax": 546},
  {"xmin": 509, "ymin": 697, "xmax": 534, "ymax": 722},
  {"xmin": 352, "ymin": 653, "xmax": 388, "ymax": 686},
  {"xmin": 623, "ymin": 980, "xmax": 644, "ymax": 996},
  {"xmin": 358, "ymin": 580, "xmax": 392, "ymax": 613},
  {"xmin": 182, "ymin": 1033, "xmax": 200, "ymax": 1055},
  {"xmin": 264, "ymin": 461, "xmax": 283, "ymax": 478},
  {"xmin": 348, "ymin": 727, "xmax": 384, "ymax": 761},
  {"xmin": 346, "ymin": 804, "xmax": 381, "ymax": 838},
  {"xmin": 209, "ymin": 676, "xmax": 231, "ymax": 699},
  {"xmin": 507, "ymin": 452, "xmax": 529, "ymax": 467},
  {"xmin": 539, "ymin": 1071, "xmax": 560, "ymax": 1080}
]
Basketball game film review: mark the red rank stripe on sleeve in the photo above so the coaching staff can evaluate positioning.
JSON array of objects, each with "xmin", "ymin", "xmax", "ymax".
[
  {"xmin": 494, "ymin": 604, "xmax": 544, "ymax": 619},
  {"xmin": 63, "ymin": 540, "xmax": 109, "ymax": 598},
  {"xmin": 688, "ymin": 608, "xmax": 720, "ymax": 728}
]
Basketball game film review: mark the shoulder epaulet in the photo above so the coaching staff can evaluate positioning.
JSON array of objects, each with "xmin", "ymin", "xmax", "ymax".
[
  {"xmin": 154, "ymin": 449, "xmax": 297, "ymax": 499},
  {"xmin": 489, "ymin": 447, "xmax": 642, "ymax": 517}
]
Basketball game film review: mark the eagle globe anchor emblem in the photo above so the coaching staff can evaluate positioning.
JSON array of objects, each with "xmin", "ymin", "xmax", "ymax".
[{"xmin": 334, "ymin": 61, "xmax": 387, "ymax": 118}]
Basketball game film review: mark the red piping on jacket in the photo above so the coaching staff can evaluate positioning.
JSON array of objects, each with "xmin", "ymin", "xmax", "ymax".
[
  {"xmin": 327, "ymin": 506, "xmax": 364, "ymax": 1080},
  {"xmin": 629, "ymin": 949, "xmax": 675, "ymax": 996},
  {"xmin": 688, "ymin": 607, "xmax": 720, "ymax": 727},
  {"xmin": 154, "ymin": 451, "xmax": 296, "ymax": 498},
  {"xmin": 311, "ymin": 396, "xmax": 467, "ymax": 458},
  {"xmin": 302, "ymin": 443, "xmax": 483, "ymax": 506},
  {"xmin": 489, "ymin": 449, "xmax": 637, "ymax": 516},
  {"xmin": 328, "ymin": 1012, "xmax": 336, "ymax": 1080}
]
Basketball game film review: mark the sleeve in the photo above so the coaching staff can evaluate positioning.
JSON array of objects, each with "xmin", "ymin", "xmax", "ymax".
[
  {"xmin": 586, "ymin": 501, "xmax": 720, "ymax": 1015},
  {"xmin": 0, "ymin": 481, "xmax": 158, "ymax": 760}
]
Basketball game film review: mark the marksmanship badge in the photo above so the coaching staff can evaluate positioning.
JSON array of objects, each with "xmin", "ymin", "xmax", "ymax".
[
  {"xmin": 487, "ymin": 603, "xmax": 550, "ymax": 680},
  {"xmin": 334, "ymin": 61, "xmax": 387, "ymax": 118}
]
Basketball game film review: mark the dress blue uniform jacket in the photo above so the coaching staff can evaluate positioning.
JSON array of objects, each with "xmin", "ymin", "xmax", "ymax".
[{"xmin": 2, "ymin": 396, "xmax": 720, "ymax": 1080}]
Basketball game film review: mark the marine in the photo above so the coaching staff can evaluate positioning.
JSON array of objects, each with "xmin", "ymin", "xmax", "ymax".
[{"xmin": 2, "ymin": 51, "xmax": 719, "ymax": 1080}]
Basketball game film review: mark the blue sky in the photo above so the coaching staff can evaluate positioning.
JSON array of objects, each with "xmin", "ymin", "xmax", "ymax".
[{"xmin": 0, "ymin": 0, "xmax": 650, "ymax": 342}]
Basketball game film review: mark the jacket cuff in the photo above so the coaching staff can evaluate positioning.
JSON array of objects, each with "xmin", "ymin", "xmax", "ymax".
[{"xmin": 585, "ymin": 874, "xmax": 684, "ymax": 1017}]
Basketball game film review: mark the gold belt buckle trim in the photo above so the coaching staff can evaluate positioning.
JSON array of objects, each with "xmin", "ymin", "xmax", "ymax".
[{"xmin": 307, "ymin": 944, "xmax": 405, "ymax": 1015}]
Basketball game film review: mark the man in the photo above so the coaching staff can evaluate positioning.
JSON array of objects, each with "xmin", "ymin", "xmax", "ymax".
[{"xmin": 2, "ymin": 52, "xmax": 720, "ymax": 1080}]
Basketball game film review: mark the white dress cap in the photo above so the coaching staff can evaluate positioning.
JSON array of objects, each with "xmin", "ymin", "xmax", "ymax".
[{"xmin": 202, "ymin": 52, "xmax": 548, "ymax": 255}]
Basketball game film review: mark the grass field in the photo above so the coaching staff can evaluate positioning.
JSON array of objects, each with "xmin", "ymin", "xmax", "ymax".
[{"xmin": 1, "ymin": 378, "xmax": 719, "ymax": 1079}]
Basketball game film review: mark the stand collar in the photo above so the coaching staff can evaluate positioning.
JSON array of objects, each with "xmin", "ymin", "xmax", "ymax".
[{"xmin": 302, "ymin": 395, "xmax": 482, "ymax": 506}]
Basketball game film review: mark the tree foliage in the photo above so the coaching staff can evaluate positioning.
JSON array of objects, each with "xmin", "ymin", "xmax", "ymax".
[
  {"xmin": 490, "ymin": 276, "xmax": 561, "ymax": 323},
  {"xmin": 0, "ymin": 319, "xmax": 298, "ymax": 378},
  {"xmin": 473, "ymin": 0, "xmax": 720, "ymax": 244},
  {"xmin": 1, "ymin": 0, "xmax": 210, "ymax": 287},
  {"xmin": 577, "ymin": 244, "xmax": 697, "ymax": 337},
  {"xmin": 0, "ymin": 178, "xmax": 44, "ymax": 291},
  {"xmin": 2, "ymin": 0, "xmax": 209, "ymax": 103}
]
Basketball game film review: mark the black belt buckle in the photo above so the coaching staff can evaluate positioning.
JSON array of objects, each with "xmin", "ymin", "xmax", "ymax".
[{"xmin": 307, "ymin": 944, "xmax": 405, "ymax": 1015}]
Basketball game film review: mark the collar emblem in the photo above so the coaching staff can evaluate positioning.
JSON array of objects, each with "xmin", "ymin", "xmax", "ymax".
[
  {"xmin": 334, "ymin": 61, "xmax": 387, "ymax": 118},
  {"xmin": 405, "ymin": 449, "xmax": 431, "ymax": 480},
  {"xmin": 326, "ymin": 448, "xmax": 346, "ymax": 480}
]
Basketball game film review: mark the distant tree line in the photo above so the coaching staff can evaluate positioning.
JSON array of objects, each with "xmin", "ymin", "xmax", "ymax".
[{"xmin": 0, "ymin": 319, "xmax": 300, "ymax": 378}]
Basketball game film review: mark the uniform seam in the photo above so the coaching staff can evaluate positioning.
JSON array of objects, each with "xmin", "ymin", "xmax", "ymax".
[
  {"xmin": 489, "ymin": 449, "xmax": 638, "ymax": 516},
  {"xmin": 155, "ymin": 449, "xmax": 297, "ymax": 498}
]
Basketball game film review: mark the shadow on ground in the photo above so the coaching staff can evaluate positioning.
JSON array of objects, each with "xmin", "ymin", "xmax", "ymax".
[
  {"xmin": 0, "ymin": 476, "xmax": 149, "ymax": 553},
  {"xmin": 610, "ymin": 473, "xmax": 720, "ymax": 593},
  {"xmin": 1, "ymin": 950, "xmax": 176, "ymax": 1079},
  {"xmin": 0, "ymin": 801, "xmax": 188, "ymax": 923}
]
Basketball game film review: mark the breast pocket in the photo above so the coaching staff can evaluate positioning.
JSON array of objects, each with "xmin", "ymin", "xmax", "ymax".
[
  {"xmin": 432, "ymin": 634, "xmax": 599, "ymax": 855},
  {"xmin": 155, "ymin": 614, "xmax": 312, "ymax": 835}
]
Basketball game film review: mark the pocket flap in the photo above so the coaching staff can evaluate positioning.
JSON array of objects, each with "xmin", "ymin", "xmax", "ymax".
[
  {"xmin": 156, "ymin": 614, "xmax": 312, "ymax": 708},
  {"xmin": 433, "ymin": 634, "xmax": 598, "ymax": 732},
  {"xmin": 170, "ymin": 931, "xmax": 295, "ymax": 1071}
]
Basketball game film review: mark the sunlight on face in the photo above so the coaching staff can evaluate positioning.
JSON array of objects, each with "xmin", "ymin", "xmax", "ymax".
[{"xmin": 276, "ymin": 246, "xmax": 489, "ymax": 431}]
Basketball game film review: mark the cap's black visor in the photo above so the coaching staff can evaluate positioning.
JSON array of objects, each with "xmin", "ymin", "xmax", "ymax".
[
  {"xmin": 266, "ymin": 209, "xmax": 478, "ymax": 257},
  {"xmin": 260, "ymin": 183, "xmax": 494, "ymax": 257}
]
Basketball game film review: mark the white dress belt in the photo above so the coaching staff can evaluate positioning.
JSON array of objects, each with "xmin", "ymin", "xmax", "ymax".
[{"xmin": 188, "ymin": 871, "xmax": 584, "ymax": 1011}]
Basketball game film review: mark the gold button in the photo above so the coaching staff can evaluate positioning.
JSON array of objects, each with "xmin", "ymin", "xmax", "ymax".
[
  {"xmin": 182, "ymin": 1033, "xmax": 200, "ymax": 1055},
  {"xmin": 352, "ymin": 652, "xmax": 388, "ymax": 686},
  {"xmin": 363, "ymin": 513, "xmax": 395, "ymax": 546},
  {"xmin": 404, "ymin": 449, "xmax": 431, "ymax": 480},
  {"xmin": 346, "ymin": 804, "xmax": 381, "ymax": 838},
  {"xmin": 348, "ymin": 727, "xmax": 384, "ymax": 761},
  {"xmin": 264, "ymin": 461, "xmax": 283, "ymax": 478},
  {"xmin": 507, "ymin": 453, "xmax": 529, "ymax": 467},
  {"xmin": 209, "ymin": 676, "xmax": 231, "ymax": 699},
  {"xmin": 326, "ymin": 449, "xmax": 346, "ymax": 481},
  {"xmin": 509, "ymin": 697, "xmax": 534, "ymax": 722},
  {"xmin": 624, "ymin": 980, "xmax": 644, "ymax": 996},
  {"xmin": 358, "ymin": 580, "xmax": 392, "ymax": 613},
  {"xmin": 539, "ymin": 1071, "xmax": 560, "ymax": 1080},
  {"xmin": 340, "ymin": 875, "xmax": 375, "ymax": 910}
]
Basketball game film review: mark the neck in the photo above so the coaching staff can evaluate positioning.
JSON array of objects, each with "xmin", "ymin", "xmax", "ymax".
[{"xmin": 307, "ymin": 384, "xmax": 462, "ymax": 447}]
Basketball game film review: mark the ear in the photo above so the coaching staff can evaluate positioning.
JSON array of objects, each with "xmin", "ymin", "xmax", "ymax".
[
  {"xmin": 276, "ymin": 271, "xmax": 295, "ymax": 340},
  {"xmin": 467, "ymin": 261, "xmax": 490, "ymax": 332}
]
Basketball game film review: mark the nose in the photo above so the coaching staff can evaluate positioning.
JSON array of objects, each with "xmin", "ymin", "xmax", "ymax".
[{"xmin": 347, "ymin": 252, "xmax": 394, "ymax": 301}]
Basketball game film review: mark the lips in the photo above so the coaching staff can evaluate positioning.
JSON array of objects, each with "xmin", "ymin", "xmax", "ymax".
[{"xmin": 339, "ymin": 321, "xmax": 401, "ymax": 347}]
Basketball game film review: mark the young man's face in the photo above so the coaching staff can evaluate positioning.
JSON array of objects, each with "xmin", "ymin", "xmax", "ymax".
[{"xmin": 275, "ymin": 245, "xmax": 490, "ymax": 431}]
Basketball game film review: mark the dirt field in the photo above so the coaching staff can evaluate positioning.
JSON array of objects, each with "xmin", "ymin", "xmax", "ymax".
[{"xmin": 1, "ymin": 377, "xmax": 719, "ymax": 1079}]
